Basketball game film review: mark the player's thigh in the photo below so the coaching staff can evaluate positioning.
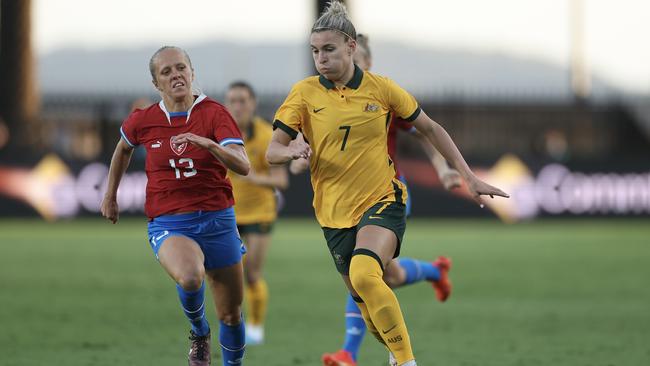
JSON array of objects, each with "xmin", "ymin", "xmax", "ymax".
[
  {"xmin": 242, "ymin": 233, "xmax": 271, "ymax": 273},
  {"xmin": 382, "ymin": 259, "xmax": 406, "ymax": 288},
  {"xmin": 157, "ymin": 235, "xmax": 205, "ymax": 288},
  {"xmin": 355, "ymin": 225, "xmax": 398, "ymax": 269},
  {"xmin": 205, "ymin": 261, "xmax": 244, "ymax": 323},
  {"xmin": 355, "ymin": 201, "xmax": 406, "ymax": 268}
]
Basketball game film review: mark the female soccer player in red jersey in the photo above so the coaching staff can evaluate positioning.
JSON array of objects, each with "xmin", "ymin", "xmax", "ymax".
[{"xmin": 101, "ymin": 46, "xmax": 250, "ymax": 366}]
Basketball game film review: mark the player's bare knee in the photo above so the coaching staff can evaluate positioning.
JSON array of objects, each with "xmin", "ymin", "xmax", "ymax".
[
  {"xmin": 244, "ymin": 270, "xmax": 260, "ymax": 285},
  {"xmin": 177, "ymin": 269, "xmax": 205, "ymax": 291},
  {"xmin": 383, "ymin": 273, "xmax": 400, "ymax": 288},
  {"xmin": 219, "ymin": 309, "xmax": 243, "ymax": 326}
]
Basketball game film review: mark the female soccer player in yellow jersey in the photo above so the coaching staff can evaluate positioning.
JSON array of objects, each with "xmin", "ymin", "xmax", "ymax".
[
  {"xmin": 266, "ymin": 2, "xmax": 508, "ymax": 365},
  {"xmin": 316, "ymin": 33, "xmax": 461, "ymax": 366},
  {"xmin": 225, "ymin": 81, "xmax": 288, "ymax": 345}
]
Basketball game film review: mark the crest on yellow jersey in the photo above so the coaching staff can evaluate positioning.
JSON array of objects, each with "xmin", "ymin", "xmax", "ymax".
[{"xmin": 364, "ymin": 103, "xmax": 380, "ymax": 112}]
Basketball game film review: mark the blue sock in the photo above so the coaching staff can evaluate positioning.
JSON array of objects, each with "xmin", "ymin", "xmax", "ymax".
[
  {"xmin": 398, "ymin": 257, "xmax": 441, "ymax": 285},
  {"xmin": 176, "ymin": 282, "xmax": 210, "ymax": 337},
  {"xmin": 219, "ymin": 319, "xmax": 245, "ymax": 366},
  {"xmin": 341, "ymin": 294, "xmax": 366, "ymax": 361}
]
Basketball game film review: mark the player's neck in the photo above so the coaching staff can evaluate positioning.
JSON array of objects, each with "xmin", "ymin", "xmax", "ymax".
[
  {"xmin": 238, "ymin": 118, "xmax": 252, "ymax": 130},
  {"xmin": 162, "ymin": 94, "xmax": 195, "ymax": 113},
  {"xmin": 237, "ymin": 119, "xmax": 253, "ymax": 139},
  {"xmin": 332, "ymin": 63, "xmax": 355, "ymax": 88}
]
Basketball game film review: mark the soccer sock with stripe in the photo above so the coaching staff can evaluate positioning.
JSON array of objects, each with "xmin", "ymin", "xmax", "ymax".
[
  {"xmin": 341, "ymin": 293, "xmax": 367, "ymax": 361},
  {"xmin": 176, "ymin": 282, "xmax": 210, "ymax": 337},
  {"xmin": 349, "ymin": 250, "xmax": 415, "ymax": 365},
  {"xmin": 244, "ymin": 279, "xmax": 268, "ymax": 326},
  {"xmin": 219, "ymin": 319, "xmax": 245, "ymax": 366},
  {"xmin": 397, "ymin": 257, "xmax": 441, "ymax": 286}
]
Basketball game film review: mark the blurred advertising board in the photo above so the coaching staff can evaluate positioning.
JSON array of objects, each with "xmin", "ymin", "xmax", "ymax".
[{"xmin": 0, "ymin": 154, "xmax": 648, "ymax": 221}]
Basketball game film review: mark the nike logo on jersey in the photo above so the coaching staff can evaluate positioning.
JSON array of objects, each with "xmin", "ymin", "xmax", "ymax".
[
  {"xmin": 313, "ymin": 107, "xmax": 326, "ymax": 113},
  {"xmin": 368, "ymin": 215, "xmax": 383, "ymax": 220},
  {"xmin": 151, "ymin": 140, "xmax": 162, "ymax": 148},
  {"xmin": 382, "ymin": 324, "xmax": 398, "ymax": 334}
]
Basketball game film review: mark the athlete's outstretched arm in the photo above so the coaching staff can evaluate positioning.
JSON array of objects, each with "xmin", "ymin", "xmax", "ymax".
[
  {"xmin": 240, "ymin": 165, "xmax": 289, "ymax": 190},
  {"xmin": 411, "ymin": 111, "xmax": 509, "ymax": 206},
  {"xmin": 101, "ymin": 138, "xmax": 134, "ymax": 224},
  {"xmin": 411, "ymin": 131, "xmax": 461, "ymax": 190},
  {"xmin": 172, "ymin": 133, "xmax": 250, "ymax": 176},
  {"xmin": 266, "ymin": 129, "xmax": 311, "ymax": 165}
]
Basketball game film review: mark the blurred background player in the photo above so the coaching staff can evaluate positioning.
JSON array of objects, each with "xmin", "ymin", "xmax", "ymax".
[
  {"xmin": 300, "ymin": 33, "xmax": 460, "ymax": 366},
  {"xmin": 267, "ymin": 2, "xmax": 508, "ymax": 365},
  {"xmin": 225, "ymin": 81, "xmax": 289, "ymax": 345},
  {"xmin": 100, "ymin": 46, "xmax": 250, "ymax": 366}
]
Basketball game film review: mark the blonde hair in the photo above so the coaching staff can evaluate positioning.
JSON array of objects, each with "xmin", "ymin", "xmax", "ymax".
[
  {"xmin": 149, "ymin": 46, "xmax": 193, "ymax": 82},
  {"xmin": 311, "ymin": 1, "xmax": 356, "ymax": 41},
  {"xmin": 149, "ymin": 46, "xmax": 202, "ymax": 96}
]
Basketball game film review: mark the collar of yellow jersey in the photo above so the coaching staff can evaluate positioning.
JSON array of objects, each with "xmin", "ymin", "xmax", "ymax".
[{"xmin": 319, "ymin": 64, "xmax": 364, "ymax": 90}]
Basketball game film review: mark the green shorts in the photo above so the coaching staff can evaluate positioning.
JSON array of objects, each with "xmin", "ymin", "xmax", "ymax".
[
  {"xmin": 237, "ymin": 222, "xmax": 274, "ymax": 235},
  {"xmin": 322, "ymin": 201, "xmax": 406, "ymax": 275}
]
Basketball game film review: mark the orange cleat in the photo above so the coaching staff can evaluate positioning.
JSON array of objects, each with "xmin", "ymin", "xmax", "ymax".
[
  {"xmin": 322, "ymin": 349, "xmax": 357, "ymax": 366},
  {"xmin": 432, "ymin": 256, "xmax": 452, "ymax": 302}
]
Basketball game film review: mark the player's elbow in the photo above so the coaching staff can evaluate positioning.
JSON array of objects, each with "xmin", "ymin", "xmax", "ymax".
[
  {"xmin": 239, "ymin": 161, "xmax": 251, "ymax": 176},
  {"xmin": 231, "ymin": 159, "xmax": 250, "ymax": 176}
]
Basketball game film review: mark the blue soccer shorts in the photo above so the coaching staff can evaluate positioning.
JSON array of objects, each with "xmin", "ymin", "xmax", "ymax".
[{"xmin": 147, "ymin": 207, "xmax": 246, "ymax": 270}]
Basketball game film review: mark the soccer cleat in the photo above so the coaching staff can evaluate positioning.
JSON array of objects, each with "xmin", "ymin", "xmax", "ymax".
[
  {"xmin": 245, "ymin": 323, "xmax": 264, "ymax": 346},
  {"xmin": 188, "ymin": 330, "xmax": 211, "ymax": 366},
  {"xmin": 390, "ymin": 353, "xmax": 417, "ymax": 366},
  {"xmin": 432, "ymin": 256, "xmax": 452, "ymax": 302},
  {"xmin": 321, "ymin": 349, "xmax": 357, "ymax": 366},
  {"xmin": 389, "ymin": 352, "xmax": 398, "ymax": 366}
]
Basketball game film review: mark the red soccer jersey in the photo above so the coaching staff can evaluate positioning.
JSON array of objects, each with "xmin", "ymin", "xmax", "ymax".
[
  {"xmin": 120, "ymin": 94, "xmax": 244, "ymax": 219},
  {"xmin": 387, "ymin": 116, "xmax": 416, "ymax": 177}
]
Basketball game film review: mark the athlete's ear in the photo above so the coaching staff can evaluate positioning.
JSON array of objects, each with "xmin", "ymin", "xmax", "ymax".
[
  {"xmin": 348, "ymin": 39, "xmax": 357, "ymax": 56},
  {"xmin": 152, "ymin": 79, "xmax": 160, "ymax": 91}
]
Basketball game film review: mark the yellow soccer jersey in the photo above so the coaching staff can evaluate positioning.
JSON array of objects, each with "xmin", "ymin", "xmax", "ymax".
[
  {"xmin": 273, "ymin": 65, "xmax": 421, "ymax": 228},
  {"xmin": 229, "ymin": 117, "xmax": 277, "ymax": 224}
]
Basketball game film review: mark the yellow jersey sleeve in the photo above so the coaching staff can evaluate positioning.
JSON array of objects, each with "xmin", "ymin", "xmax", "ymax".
[
  {"xmin": 273, "ymin": 83, "xmax": 306, "ymax": 139},
  {"xmin": 380, "ymin": 77, "xmax": 421, "ymax": 122}
]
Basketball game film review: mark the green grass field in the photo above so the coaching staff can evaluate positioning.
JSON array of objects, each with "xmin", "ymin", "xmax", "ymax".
[{"xmin": 1, "ymin": 218, "xmax": 649, "ymax": 366}]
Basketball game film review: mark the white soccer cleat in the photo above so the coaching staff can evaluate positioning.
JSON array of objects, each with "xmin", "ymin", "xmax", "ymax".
[
  {"xmin": 388, "ymin": 352, "xmax": 417, "ymax": 366},
  {"xmin": 245, "ymin": 323, "xmax": 265, "ymax": 345},
  {"xmin": 389, "ymin": 352, "xmax": 397, "ymax": 366}
]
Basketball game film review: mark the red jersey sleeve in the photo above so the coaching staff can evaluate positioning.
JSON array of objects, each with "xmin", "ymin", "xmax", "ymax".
[
  {"xmin": 120, "ymin": 110, "xmax": 141, "ymax": 147},
  {"xmin": 213, "ymin": 107, "xmax": 244, "ymax": 146},
  {"xmin": 393, "ymin": 117, "xmax": 416, "ymax": 132}
]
